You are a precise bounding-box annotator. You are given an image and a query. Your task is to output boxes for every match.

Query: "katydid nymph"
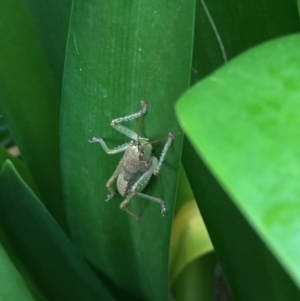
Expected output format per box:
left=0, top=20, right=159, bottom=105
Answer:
left=89, top=101, right=175, bottom=220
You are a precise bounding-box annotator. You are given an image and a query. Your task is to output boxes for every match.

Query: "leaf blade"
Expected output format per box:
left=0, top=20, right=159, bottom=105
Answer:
left=0, top=160, right=115, bottom=301
left=177, top=34, right=300, bottom=297
left=61, top=1, right=195, bottom=300
left=0, top=241, right=36, bottom=301
left=0, top=0, right=71, bottom=229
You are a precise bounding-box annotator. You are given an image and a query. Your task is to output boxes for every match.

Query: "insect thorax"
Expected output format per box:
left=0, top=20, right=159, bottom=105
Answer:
left=122, top=141, right=153, bottom=174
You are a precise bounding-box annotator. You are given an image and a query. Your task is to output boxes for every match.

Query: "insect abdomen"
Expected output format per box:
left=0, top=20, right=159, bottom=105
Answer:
left=117, top=152, right=152, bottom=196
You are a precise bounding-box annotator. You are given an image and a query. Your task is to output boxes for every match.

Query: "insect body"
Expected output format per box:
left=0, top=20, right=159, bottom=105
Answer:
left=89, top=101, right=175, bottom=219
left=89, top=101, right=175, bottom=218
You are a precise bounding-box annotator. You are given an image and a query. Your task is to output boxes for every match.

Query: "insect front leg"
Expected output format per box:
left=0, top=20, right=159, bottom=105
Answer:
left=153, top=132, right=175, bottom=175
left=111, top=100, right=148, bottom=140
left=89, top=138, right=129, bottom=154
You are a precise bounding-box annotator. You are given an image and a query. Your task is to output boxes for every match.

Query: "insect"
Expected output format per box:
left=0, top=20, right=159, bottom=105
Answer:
left=89, top=100, right=175, bottom=220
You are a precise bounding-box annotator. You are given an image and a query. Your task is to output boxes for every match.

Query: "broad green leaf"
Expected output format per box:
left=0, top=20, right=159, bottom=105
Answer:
left=0, top=0, right=69, bottom=229
left=0, top=160, right=115, bottom=301
left=61, top=1, right=195, bottom=300
left=177, top=34, right=300, bottom=298
left=181, top=0, right=300, bottom=299
left=0, top=241, right=35, bottom=301
left=169, top=200, right=213, bottom=285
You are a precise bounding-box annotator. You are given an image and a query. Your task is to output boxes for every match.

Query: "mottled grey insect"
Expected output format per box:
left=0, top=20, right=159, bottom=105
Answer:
left=89, top=101, right=175, bottom=219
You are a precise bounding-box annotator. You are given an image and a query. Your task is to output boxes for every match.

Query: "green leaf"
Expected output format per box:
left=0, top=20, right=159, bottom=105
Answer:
left=0, top=160, right=115, bottom=301
left=180, top=0, right=300, bottom=299
left=0, top=0, right=70, bottom=229
left=177, top=34, right=300, bottom=298
left=0, top=241, right=35, bottom=301
left=61, top=1, right=195, bottom=300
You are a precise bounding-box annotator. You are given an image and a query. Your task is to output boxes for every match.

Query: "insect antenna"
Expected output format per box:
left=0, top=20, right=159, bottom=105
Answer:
left=136, top=101, right=146, bottom=145
left=142, top=0, right=228, bottom=104
left=144, top=132, right=182, bottom=146
left=142, top=0, right=186, bottom=103
left=137, top=0, right=186, bottom=143
left=136, top=0, right=227, bottom=142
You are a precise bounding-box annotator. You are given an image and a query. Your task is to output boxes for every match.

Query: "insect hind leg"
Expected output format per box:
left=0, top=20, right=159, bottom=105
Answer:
left=111, top=101, right=148, bottom=140
left=120, top=191, right=167, bottom=218
left=136, top=193, right=167, bottom=216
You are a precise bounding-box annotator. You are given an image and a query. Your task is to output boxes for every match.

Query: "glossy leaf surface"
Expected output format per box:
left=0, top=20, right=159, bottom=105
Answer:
left=177, top=34, right=300, bottom=299
left=181, top=0, right=300, bottom=299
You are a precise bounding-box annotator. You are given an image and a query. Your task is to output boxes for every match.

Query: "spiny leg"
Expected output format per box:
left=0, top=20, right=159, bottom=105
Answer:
left=136, top=193, right=167, bottom=216
left=119, top=169, right=168, bottom=218
left=89, top=138, right=129, bottom=154
left=111, top=101, right=148, bottom=140
left=120, top=190, right=167, bottom=219
left=153, top=132, right=175, bottom=175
